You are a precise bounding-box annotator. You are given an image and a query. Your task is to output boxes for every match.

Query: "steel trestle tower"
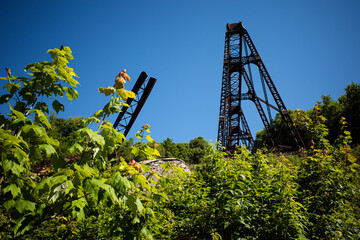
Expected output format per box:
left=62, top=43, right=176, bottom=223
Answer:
left=217, top=22, right=305, bottom=151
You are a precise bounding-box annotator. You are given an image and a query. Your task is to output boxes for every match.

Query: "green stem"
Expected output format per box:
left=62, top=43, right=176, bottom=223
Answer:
left=97, top=115, right=106, bottom=133
left=25, top=94, right=40, bottom=116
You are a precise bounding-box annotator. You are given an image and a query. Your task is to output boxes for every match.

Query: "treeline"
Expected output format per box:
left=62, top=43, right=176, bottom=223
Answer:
left=118, top=136, right=209, bottom=164
left=48, top=114, right=210, bottom=165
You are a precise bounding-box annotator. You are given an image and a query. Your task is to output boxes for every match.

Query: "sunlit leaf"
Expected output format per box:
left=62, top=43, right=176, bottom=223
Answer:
left=146, top=135, right=154, bottom=143
left=52, top=100, right=64, bottom=113
left=32, top=109, right=51, bottom=129
left=3, top=183, right=21, bottom=198
left=14, top=200, right=36, bottom=213
left=133, top=174, right=150, bottom=192
left=98, top=87, right=115, bottom=96
left=39, top=144, right=57, bottom=157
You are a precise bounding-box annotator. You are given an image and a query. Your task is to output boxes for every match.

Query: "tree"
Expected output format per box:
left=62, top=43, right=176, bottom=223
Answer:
left=47, top=114, right=87, bottom=159
left=0, top=47, right=161, bottom=239
left=315, top=95, right=342, bottom=144
left=339, top=82, right=360, bottom=145
left=161, top=138, right=179, bottom=158
left=189, top=136, right=209, bottom=164
left=176, top=142, right=191, bottom=161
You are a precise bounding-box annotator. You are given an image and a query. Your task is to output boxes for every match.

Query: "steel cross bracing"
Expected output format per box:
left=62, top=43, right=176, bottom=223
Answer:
left=113, top=72, right=156, bottom=137
left=217, top=22, right=305, bottom=151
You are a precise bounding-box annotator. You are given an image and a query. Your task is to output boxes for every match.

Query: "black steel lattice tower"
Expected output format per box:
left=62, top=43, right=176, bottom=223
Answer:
left=217, top=22, right=305, bottom=151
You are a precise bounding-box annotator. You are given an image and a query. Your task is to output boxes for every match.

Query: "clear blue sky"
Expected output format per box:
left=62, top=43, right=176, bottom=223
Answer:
left=1, top=0, right=359, bottom=143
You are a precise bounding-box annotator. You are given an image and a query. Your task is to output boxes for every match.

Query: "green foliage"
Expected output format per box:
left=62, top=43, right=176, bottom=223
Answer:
left=0, top=48, right=162, bottom=239
left=176, top=142, right=191, bottom=161
left=189, top=136, right=209, bottom=164
left=1, top=47, right=359, bottom=240
left=160, top=136, right=210, bottom=164
left=339, top=82, right=360, bottom=145
left=155, top=146, right=307, bottom=239
left=255, top=82, right=360, bottom=148
left=153, top=144, right=360, bottom=239
left=160, top=138, right=179, bottom=158
left=46, top=114, right=87, bottom=160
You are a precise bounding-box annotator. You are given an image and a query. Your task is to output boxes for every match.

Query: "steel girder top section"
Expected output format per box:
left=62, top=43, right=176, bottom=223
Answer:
left=113, top=72, right=157, bottom=137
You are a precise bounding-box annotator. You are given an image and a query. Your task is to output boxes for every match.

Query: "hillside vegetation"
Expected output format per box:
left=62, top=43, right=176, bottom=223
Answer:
left=0, top=47, right=359, bottom=239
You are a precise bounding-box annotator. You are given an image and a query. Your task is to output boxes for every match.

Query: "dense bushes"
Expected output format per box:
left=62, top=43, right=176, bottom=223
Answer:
left=153, top=143, right=360, bottom=239
left=1, top=47, right=359, bottom=239
left=255, top=82, right=360, bottom=149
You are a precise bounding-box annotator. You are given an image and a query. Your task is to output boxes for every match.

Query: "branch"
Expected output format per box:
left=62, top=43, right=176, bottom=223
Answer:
left=25, top=94, right=40, bottom=116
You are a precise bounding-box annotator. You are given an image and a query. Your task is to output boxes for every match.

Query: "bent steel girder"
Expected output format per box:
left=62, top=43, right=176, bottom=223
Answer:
left=217, top=22, right=305, bottom=151
left=114, top=72, right=156, bottom=137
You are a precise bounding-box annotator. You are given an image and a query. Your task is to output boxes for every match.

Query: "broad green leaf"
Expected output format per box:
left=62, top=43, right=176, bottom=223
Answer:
left=99, top=87, right=115, bottom=96
left=3, top=200, right=15, bottom=211
left=131, top=147, right=140, bottom=157
left=9, top=104, right=28, bottom=123
left=140, top=226, right=153, bottom=240
left=45, top=135, right=59, bottom=146
left=34, top=102, right=49, bottom=113
left=83, top=178, right=98, bottom=200
left=94, top=109, right=103, bottom=117
left=49, top=180, right=68, bottom=203
left=160, top=163, right=172, bottom=172
left=65, top=87, right=78, bottom=102
left=4, top=82, right=21, bottom=94
left=142, top=145, right=159, bottom=159
left=14, top=199, right=36, bottom=213
left=83, top=116, right=100, bottom=125
left=127, top=195, right=144, bottom=214
left=2, top=159, right=26, bottom=176
left=110, top=172, right=132, bottom=194
left=22, top=124, right=45, bottom=137
left=11, top=147, right=29, bottom=164
left=35, top=175, right=67, bottom=198
left=32, top=109, right=51, bottom=129
left=127, top=90, right=136, bottom=99
left=0, top=94, right=11, bottom=104
left=29, top=146, right=42, bottom=161
left=126, top=194, right=142, bottom=215
left=146, top=135, right=154, bottom=143
left=13, top=215, right=35, bottom=237
left=131, top=216, right=140, bottom=224
left=90, top=178, right=118, bottom=203
left=71, top=198, right=87, bottom=220
left=140, top=163, right=151, bottom=172
left=52, top=100, right=64, bottom=113
left=116, top=88, right=127, bottom=100
left=69, top=142, right=84, bottom=154
left=3, top=183, right=21, bottom=198
left=133, top=174, right=150, bottom=191
left=103, top=97, right=123, bottom=116
left=39, top=144, right=57, bottom=157
left=74, top=164, right=97, bottom=181
left=83, top=128, right=105, bottom=147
